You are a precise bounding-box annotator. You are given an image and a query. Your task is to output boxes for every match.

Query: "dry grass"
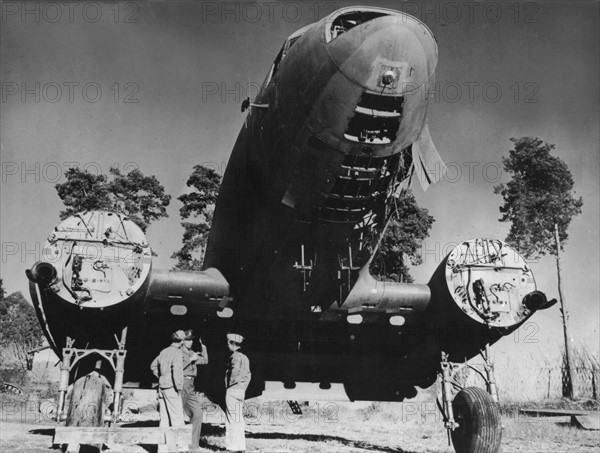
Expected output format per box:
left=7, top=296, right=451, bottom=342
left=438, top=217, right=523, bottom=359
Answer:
left=459, top=343, right=600, bottom=403
left=502, top=416, right=600, bottom=452
left=1, top=396, right=598, bottom=452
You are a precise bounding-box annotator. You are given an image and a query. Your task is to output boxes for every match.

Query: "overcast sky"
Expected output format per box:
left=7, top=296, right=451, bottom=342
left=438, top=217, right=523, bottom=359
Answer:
left=1, top=1, right=598, bottom=361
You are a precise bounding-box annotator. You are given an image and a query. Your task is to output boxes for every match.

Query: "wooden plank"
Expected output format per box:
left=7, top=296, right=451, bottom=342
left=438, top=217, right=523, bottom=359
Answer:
left=520, top=408, right=598, bottom=417
left=519, top=416, right=571, bottom=423
left=54, top=426, right=191, bottom=445
left=572, top=414, right=600, bottom=430
left=165, top=430, right=177, bottom=451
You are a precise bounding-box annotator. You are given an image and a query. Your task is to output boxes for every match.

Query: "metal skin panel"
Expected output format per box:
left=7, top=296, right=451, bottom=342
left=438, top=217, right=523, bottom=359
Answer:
left=204, top=8, right=441, bottom=321
left=26, top=7, right=549, bottom=401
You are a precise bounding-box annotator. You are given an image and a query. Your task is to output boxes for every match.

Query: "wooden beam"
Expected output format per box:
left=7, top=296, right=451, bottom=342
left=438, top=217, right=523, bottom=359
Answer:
left=520, top=408, right=598, bottom=417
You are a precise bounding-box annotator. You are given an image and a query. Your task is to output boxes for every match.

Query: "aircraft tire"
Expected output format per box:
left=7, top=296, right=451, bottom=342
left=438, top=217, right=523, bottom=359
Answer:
left=450, top=387, right=501, bottom=453
left=65, top=371, right=108, bottom=427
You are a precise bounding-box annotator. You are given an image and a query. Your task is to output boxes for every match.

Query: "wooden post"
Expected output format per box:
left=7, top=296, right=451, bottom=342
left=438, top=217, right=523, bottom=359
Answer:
left=555, top=222, right=575, bottom=398
left=66, top=369, right=107, bottom=427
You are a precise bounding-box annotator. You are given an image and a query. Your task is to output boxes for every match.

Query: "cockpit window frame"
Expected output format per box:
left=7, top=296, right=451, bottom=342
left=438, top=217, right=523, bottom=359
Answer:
left=284, top=36, right=301, bottom=55
left=265, top=22, right=312, bottom=85
left=325, top=7, right=396, bottom=43
left=267, top=45, right=285, bottom=83
left=266, top=33, right=305, bottom=84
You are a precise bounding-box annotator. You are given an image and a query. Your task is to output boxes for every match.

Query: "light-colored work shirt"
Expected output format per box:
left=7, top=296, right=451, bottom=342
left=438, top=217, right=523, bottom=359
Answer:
left=150, top=344, right=184, bottom=391
left=225, top=351, right=251, bottom=391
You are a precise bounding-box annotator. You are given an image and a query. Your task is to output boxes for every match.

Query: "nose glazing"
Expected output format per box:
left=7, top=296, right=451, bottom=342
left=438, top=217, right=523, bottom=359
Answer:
left=326, top=14, right=437, bottom=95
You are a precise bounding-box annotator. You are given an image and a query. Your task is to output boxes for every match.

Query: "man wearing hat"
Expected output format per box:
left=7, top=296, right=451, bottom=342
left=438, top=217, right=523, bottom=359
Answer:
left=224, top=332, right=251, bottom=452
left=150, top=330, right=186, bottom=432
left=181, top=329, right=208, bottom=449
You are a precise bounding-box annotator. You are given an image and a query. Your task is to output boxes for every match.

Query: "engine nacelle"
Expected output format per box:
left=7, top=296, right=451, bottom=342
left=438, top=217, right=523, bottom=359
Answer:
left=429, top=238, right=540, bottom=328
left=29, top=211, right=152, bottom=308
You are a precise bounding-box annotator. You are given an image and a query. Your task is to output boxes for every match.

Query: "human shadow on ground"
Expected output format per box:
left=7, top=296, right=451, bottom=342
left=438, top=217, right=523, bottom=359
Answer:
left=120, top=420, right=159, bottom=428
left=28, top=424, right=414, bottom=452
left=29, top=428, right=55, bottom=436
left=245, top=431, right=415, bottom=453
left=119, top=422, right=226, bottom=452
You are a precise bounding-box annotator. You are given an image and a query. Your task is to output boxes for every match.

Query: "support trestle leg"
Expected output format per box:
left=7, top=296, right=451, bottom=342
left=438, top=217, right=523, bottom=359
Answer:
left=54, top=327, right=129, bottom=424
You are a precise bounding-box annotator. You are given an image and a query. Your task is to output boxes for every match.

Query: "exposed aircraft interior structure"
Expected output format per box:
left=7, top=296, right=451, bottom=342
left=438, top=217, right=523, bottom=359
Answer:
left=27, top=7, right=555, bottom=453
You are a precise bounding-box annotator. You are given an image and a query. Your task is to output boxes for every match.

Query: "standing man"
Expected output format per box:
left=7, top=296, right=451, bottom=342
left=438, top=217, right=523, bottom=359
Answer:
left=181, top=329, right=208, bottom=450
left=224, top=333, right=251, bottom=453
left=150, top=330, right=185, bottom=431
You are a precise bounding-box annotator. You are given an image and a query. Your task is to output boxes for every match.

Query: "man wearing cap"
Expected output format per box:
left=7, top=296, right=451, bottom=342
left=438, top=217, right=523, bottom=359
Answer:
left=224, top=333, right=251, bottom=452
left=181, top=329, right=208, bottom=450
left=150, top=330, right=186, bottom=433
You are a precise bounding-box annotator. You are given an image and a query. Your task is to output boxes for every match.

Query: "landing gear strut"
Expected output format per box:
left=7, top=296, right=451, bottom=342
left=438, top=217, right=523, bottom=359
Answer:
left=437, top=346, right=502, bottom=453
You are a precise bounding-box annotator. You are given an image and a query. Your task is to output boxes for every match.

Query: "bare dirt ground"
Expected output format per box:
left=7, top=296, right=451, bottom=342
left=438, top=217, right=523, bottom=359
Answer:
left=1, top=396, right=599, bottom=453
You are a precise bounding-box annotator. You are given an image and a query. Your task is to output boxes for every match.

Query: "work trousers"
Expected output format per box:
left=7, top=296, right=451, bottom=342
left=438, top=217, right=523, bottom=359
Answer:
left=181, top=378, right=203, bottom=447
left=225, top=388, right=246, bottom=452
left=158, top=387, right=184, bottom=427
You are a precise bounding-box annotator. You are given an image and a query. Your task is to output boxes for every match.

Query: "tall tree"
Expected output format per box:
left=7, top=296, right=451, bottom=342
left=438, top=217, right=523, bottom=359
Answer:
left=370, top=191, right=435, bottom=283
left=171, top=165, right=222, bottom=271
left=494, top=136, right=583, bottom=398
left=55, top=167, right=171, bottom=232
left=0, top=291, right=44, bottom=371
